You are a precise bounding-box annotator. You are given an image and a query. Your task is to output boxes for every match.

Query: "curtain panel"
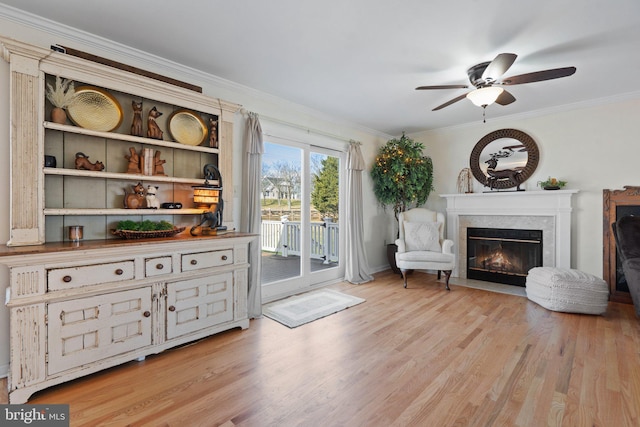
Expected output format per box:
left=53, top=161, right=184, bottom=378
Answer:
left=344, top=141, right=373, bottom=284
left=241, top=112, right=264, bottom=318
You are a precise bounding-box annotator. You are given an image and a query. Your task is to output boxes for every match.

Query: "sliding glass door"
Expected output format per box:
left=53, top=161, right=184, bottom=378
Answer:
left=308, top=147, right=341, bottom=283
left=260, top=135, right=344, bottom=301
left=261, top=142, right=303, bottom=289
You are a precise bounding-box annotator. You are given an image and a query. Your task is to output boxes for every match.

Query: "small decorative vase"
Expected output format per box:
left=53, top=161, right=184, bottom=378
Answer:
left=51, top=107, right=67, bottom=124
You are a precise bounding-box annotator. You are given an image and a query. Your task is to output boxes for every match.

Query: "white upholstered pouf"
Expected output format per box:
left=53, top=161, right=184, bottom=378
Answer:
left=526, top=267, right=609, bottom=315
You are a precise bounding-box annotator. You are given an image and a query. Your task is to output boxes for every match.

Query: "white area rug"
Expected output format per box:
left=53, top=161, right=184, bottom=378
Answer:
left=263, top=289, right=365, bottom=328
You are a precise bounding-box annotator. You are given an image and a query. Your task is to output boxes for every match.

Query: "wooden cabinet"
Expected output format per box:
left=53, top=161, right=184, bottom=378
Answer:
left=0, top=37, right=256, bottom=404
left=1, top=234, right=254, bottom=403
left=603, top=186, right=640, bottom=304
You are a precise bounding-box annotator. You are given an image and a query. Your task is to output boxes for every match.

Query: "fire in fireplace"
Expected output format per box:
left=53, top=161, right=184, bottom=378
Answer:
left=467, top=227, right=543, bottom=286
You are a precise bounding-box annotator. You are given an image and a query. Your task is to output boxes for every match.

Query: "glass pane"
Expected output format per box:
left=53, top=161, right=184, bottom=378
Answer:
left=261, top=142, right=302, bottom=284
left=310, top=151, right=340, bottom=272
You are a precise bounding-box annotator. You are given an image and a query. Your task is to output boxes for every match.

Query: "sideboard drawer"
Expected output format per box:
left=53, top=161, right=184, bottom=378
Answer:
left=145, top=256, right=173, bottom=277
left=48, top=261, right=135, bottom=291
left=182, top=249, right=233, bottom=272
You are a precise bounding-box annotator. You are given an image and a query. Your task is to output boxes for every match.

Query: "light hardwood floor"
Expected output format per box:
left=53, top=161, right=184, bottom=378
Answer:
left=2, top=270, right=639, bottom=426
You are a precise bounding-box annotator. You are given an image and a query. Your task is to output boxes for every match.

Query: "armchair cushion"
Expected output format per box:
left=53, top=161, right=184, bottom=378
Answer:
left=403, top=221, right=441, bottom=252
left=397, top=250, right=453, bottom=263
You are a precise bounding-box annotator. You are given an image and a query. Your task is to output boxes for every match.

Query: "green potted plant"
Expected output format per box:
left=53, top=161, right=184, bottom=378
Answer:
left=537, top=176, right=567, bottom=190
left=370, top=133, right=434, bottom=272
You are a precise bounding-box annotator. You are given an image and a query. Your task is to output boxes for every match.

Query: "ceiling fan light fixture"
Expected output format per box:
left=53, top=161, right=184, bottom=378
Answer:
left=466, top=86, right=504, bottom=107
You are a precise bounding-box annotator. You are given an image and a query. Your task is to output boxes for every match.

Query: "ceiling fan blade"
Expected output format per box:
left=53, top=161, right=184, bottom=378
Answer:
left=432, top=93, right=468, bottom=111
left=495, top=90, right=516, bottom=106
left=416, top=84, right=468, bottom=90
left=501, top=66, right=576, bottom=85
left=482, top=53, right=517, bottom=81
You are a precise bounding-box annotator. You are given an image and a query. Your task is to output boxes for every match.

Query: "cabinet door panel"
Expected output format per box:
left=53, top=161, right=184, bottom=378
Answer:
left=166, top=273, right=233, bottom=339
left=47, top=287, right=152, bottom=375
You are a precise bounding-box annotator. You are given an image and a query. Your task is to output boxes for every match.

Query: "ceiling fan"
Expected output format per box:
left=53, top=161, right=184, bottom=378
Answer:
left=416, top=53, right=576, bottom=111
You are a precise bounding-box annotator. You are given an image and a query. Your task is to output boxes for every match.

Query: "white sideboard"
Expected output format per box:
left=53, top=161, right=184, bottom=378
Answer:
left=2, top=233, right=255, bottom=404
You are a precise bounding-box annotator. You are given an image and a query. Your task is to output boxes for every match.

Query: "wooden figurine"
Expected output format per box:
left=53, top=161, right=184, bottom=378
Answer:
left=74, top=152, right=104, bottom=171
left=125, top=147, right=141, bottom=174
left=208, top=117, right=218, bottom=148
left=123, top=182, right=146, bottom=209
left=153, top=150, right=167, bottom=176
left=147, top=106, right=164, bottom=140
left=130, top=100, right=143, bottom=137
left=145, top=185, right=160, bottom=209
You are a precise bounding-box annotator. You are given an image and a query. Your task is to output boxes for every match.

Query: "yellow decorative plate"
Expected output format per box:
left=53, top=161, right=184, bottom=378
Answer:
left=67, top=86, right=123, bottom=132
left=168, top=109, right=207, bottom=146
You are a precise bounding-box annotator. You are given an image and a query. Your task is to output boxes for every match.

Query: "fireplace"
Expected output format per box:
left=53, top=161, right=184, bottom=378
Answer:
left=442, top=190, right=577, bottom=279
left=467, top=227, right=543, bottom=286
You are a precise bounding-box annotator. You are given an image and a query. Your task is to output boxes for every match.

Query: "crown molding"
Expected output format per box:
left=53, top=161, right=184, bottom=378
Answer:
left=0, top=4, right=389, bottom=142
left=423, top=90, right=640, bottom=134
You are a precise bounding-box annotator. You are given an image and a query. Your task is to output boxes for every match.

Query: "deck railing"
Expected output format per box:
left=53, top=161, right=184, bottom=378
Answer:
left=261, top=218, right=339, bottom=263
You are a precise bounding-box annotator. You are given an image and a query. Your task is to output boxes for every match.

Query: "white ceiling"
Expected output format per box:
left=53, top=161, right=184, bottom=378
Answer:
left=1, top=0, right=640, bottom=135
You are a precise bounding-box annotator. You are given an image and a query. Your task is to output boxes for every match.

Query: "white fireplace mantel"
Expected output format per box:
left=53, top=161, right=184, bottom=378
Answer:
left=441, top=190, right=578, bottom=277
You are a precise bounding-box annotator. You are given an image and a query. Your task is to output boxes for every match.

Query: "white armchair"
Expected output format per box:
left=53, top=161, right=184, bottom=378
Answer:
left=395, top=208, right=455, bottom=290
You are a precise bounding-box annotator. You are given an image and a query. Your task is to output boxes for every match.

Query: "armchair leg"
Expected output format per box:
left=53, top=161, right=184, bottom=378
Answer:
left=442, top=270, right=451, bottom=291
left=401, top=269, right=408, bottom=288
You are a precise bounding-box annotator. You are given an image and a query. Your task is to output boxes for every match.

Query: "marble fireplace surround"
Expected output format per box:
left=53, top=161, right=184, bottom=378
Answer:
left=441, top=190, right=578, bottom=278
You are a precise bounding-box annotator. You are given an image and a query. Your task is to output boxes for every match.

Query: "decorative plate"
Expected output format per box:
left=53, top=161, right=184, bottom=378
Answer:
left=67, top=86, right=123, bottom=132
left=168, top=109, right=207, bottom=146
left=111, top=226, right=186, bottom=240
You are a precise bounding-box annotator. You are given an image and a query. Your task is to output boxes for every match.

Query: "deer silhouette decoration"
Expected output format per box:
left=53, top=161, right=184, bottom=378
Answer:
left=484, top=149, right=524, bottom=190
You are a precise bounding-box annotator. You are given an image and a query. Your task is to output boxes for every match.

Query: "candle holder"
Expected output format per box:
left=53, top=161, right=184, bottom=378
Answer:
left=68, top=225, right=83, bottom=242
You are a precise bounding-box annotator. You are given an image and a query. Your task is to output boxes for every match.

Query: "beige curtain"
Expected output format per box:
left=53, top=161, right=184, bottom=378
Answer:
left=241, top=112, right=264, bottom=318
left=344, top=141, right=373, bottom=284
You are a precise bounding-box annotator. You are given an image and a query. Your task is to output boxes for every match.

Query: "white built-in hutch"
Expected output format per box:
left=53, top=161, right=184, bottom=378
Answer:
left=0, top=36, right=255, bottom=403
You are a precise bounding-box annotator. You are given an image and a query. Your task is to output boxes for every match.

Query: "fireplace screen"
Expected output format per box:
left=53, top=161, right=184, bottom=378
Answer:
left=467, top=227, right=543, bottom=286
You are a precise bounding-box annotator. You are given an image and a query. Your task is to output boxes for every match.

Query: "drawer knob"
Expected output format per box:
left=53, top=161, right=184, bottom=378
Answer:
left=63, top=275, right=72, bottom=283
left=190, top=259, right=197, bottom=265
left=143, top=311, right=151, bottom=318
left=221, top=255, right=228, bottom=261
left=168, top=305, right=176, bottom=312
left=156, top=263, right=164, bottom=270
left=115, top=269, right=124, bottom=275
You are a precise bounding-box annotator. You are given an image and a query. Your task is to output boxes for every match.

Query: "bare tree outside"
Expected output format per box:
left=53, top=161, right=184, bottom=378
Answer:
left=271, top=161, right=301, bottom=209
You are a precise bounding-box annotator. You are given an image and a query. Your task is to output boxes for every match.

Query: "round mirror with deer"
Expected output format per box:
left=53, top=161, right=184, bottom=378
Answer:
left=470, top=128, right=539, bottom=191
